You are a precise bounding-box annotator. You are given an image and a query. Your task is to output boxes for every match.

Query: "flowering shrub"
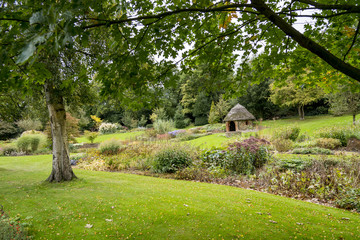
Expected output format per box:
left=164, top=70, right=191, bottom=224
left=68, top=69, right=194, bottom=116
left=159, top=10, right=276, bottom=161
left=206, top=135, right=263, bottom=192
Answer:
left=0, top=211, right=31, bottom=240
left=168, top=130, right=186, bottom=138
left=99, top=122, right=121, bottom=134
left=227, top=137, right=271, bottom=174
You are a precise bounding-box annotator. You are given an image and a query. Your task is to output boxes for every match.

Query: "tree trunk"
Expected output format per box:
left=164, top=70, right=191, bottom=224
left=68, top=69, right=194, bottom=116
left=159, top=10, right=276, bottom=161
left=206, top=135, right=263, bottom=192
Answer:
left=301, top=105, right=305, bottom=120
left=44, top=80, right=76, bottom=182
left=298, top=105, right=305, bottom=120
left=353, top=114, right=356, bottom=126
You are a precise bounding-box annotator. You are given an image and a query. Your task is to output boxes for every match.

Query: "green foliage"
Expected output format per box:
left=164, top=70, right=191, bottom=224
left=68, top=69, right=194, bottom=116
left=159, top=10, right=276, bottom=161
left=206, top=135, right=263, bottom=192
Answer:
left=0, top=213, right=31, bottom=240
left=327, top=85, right=360, bottom=123
left=150, top=107, right=167, bottom=123
left=316, top=126, right=359, bottom=146
left=315, top=138, right=341, bottom=150
left=16, top=118, right=42, bottom=131
left=1, top=146, right=18, bottom=156
left=122, top=111, right=134, bottom=129
left=153, top=119, right=174, bottom=134
left=227, top=137, right=271, bottom=174
left=292, top=147, right=333, bottom=155
left=270, top=79, right=323, bottom=120
left=336, top=188, right=360, bottom=213
left=208, top=97, right=230, bottom=124
left=84, top=131, right=98, bottom=144
left=273, top=126, right=300, bottom=141
left=138, top=115, right=148, bottom=128
left=16, top=136, right=31, bottom=153
left=0, top=122, right=21, bottom=140
left=99, top=139, right=123, bottom=155
left=16, top=134, right=41, bottom=153
left=193, top=92, right=211, bottom=126
left=152, top=147, right=192, bottom=173
left=174, top=105, right=187, bottom=129
left=272, top=139, right=294, bottom=152
left=208, top=101, right=220, bottom=124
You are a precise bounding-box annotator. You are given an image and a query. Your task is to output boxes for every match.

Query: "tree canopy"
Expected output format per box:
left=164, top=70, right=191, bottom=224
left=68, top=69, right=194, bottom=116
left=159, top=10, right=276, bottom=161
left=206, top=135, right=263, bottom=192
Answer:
left=1, top=0, right=360, bottom=181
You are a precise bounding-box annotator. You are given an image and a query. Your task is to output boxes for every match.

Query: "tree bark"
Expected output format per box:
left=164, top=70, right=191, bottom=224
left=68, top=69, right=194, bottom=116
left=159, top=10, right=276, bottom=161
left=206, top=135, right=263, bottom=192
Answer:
left=298, top=105, right=305, bottom=120
left=353, top=114, right=356, bottom=126
left=44, top=80, right=76, bottom=182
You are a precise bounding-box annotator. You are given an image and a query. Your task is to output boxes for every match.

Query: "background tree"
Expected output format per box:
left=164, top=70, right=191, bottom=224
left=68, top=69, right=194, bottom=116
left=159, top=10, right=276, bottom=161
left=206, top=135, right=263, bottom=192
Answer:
left=270, top=79, right=323, bottom=120
left=328, top=85, right=360, bottom=125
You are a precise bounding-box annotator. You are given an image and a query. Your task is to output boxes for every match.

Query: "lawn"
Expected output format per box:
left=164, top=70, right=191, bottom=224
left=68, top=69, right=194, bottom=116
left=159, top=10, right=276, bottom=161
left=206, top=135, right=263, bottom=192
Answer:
left=258, top=114, right=357, bottom=137
left=1, top=155, right=359, bottom=239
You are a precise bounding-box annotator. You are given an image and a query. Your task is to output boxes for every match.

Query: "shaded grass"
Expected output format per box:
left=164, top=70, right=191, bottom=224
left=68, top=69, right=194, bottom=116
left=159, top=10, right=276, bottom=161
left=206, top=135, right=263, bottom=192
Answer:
left=0, top=155, right=359, bottom=239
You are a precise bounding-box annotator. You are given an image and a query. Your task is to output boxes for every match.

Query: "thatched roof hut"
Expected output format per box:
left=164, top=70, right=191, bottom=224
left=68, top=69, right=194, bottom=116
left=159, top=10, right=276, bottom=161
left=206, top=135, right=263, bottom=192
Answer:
left=224, top=104, right=255, bottom=122
left=224, top=104, right=255, bottom=132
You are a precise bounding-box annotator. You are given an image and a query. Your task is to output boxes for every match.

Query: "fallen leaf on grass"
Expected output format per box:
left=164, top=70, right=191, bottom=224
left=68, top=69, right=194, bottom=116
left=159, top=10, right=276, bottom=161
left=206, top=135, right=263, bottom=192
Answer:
left=85, top=224, right=93, bottom=228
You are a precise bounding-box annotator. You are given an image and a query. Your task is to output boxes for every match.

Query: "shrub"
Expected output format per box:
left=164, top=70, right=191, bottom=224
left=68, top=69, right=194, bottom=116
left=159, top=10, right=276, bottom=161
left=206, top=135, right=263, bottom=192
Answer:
left=335, top=188, right=360, bottom=212
left=99, top=122, right=119, bottom=134
left=16, top=135, right=32, bottom=153
left=168, top=130, right=186, bottom=138
left=84, top=131, right=98, bottom=143
left=174, top=105, right=187, bottom=129
left=99, top=139, right=124, bottom=155
left=16, top=118, right=42, bottom=131
left=227, top=137, right=271, bottom=175
left=274, top=126, right=300, bottom=141
left=153, top=119, right=174, bottom=134
left=315, top=138, right=341, bottom=149
left=30, top=136, right=40, bottom=152
left=194, top=116, right=208, bottom=126
left=1, top=146, right=17, bottom=156
left=292, top=147, right=333, bottom=155
left=152, top=147, right=192, bottom=173
left=0, top=213, right=30, bottom=240
left=316, top=126, right=359, bottom=146
left=0, top=122, right=21, bottom=140
left=272, top=139, right=293, bottom=152
left=144, top=129, right=157, bottom=138
left=201, top=148, right=229, bottom=169
left=276, top=157, right=311, bottom=172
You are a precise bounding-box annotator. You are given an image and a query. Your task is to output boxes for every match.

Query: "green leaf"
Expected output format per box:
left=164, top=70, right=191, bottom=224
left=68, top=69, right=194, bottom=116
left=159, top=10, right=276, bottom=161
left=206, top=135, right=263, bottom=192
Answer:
left=16, top=43, right=36, bottom=64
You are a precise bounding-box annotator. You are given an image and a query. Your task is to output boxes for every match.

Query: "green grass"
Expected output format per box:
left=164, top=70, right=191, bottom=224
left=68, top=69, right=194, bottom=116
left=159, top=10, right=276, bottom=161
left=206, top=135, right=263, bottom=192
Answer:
left=259, top=114, right=357, bottom=137
left=184, top=133, right=241, bottom=149
left=76, top=131, right=145, bottom=143
left=1, top=155, right=360, bottom=239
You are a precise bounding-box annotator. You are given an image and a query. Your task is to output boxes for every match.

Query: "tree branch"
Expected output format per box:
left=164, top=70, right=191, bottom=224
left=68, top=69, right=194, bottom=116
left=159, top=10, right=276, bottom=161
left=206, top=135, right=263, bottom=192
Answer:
left=252, top=0, right=360, bottom=82
left=343, top=19, right=360, bottom=61
left=295, top=0, right=360, bottom=12
left=83, top=4, right=256, bottom=29
left=0, top=18, right=29, bottom=23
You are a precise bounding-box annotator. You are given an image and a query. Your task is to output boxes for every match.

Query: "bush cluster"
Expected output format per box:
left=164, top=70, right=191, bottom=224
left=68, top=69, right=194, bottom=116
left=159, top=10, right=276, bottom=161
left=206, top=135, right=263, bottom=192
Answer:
left=317, top=126, right=360, bottom=147
left=292, top=147, right=333, bottom=155
left=99, top=122, right=121, bottom=134
left=16, top=134, right=42, bottom=153
left=152, top=147, right=192, bottom=173
left=315, top=138, right=341, bottom=150
left=272, top=139, right=293, bottom=152
left=257, top=156, right=360, bottom=211
left=153, top=119, right=174, bottom=134
left=99, top=139, right=124, bottom=155
left=274, top=126, right=300, bottom=141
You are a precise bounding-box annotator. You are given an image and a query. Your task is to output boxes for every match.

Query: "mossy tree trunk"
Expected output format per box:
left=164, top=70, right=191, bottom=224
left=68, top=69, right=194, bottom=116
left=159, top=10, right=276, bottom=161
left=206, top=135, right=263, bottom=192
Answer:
left=44, top=79, right=76, bottom=182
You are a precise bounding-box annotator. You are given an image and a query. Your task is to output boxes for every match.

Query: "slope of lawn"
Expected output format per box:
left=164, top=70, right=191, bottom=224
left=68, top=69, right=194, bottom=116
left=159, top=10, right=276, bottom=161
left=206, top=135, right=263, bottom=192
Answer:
left=76, top=130, right=145, bottom=143
left=1, top=155, right=359, bottom=239
left=259, top=114, right=357, bottom=137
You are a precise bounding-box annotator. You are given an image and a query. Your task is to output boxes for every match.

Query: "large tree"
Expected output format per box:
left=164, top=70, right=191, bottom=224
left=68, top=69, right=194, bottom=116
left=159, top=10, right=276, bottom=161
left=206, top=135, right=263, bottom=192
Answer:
left=1, top=0, right=360, bottom=181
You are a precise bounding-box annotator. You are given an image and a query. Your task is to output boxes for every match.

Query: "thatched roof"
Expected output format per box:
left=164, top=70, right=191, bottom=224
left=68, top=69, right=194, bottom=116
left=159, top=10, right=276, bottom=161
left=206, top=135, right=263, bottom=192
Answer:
left=224, top=104, right=255, bottom=122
